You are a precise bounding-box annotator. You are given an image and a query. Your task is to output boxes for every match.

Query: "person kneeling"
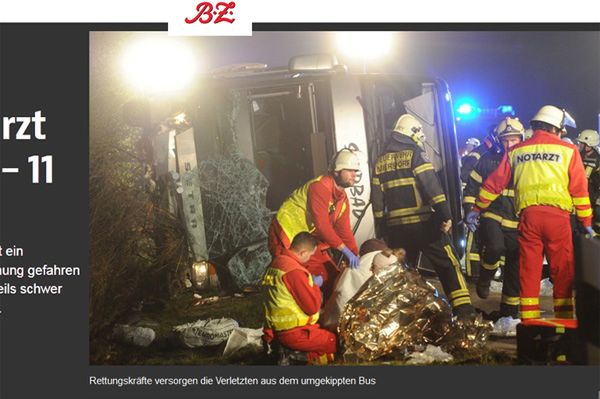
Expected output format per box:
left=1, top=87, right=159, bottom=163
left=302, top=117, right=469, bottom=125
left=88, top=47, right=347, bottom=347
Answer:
left=262, top=232, right=337, bottom=365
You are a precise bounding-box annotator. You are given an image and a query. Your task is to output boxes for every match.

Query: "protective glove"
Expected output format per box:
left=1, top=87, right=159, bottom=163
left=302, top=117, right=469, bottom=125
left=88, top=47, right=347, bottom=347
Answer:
left=465, top=210, right=480, bottom=233
left=584, top=226, right=596, bottom=238
left=312, top=274, right=323, bottom=288
left=341, top=246, right=360, bottom=269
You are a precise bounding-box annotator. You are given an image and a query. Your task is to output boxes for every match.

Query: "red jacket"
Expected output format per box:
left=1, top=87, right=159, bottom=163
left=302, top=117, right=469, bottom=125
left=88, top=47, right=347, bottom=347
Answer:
left=475, top=130, right=592, bottom=227
left=270, top=247, right=322, bottom=317
left=273, top=174, right=358, bottom=253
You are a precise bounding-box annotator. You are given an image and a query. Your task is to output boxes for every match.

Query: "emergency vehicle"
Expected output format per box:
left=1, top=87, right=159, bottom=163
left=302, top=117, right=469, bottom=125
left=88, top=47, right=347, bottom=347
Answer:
left=124, top=54, right=465, bottom=268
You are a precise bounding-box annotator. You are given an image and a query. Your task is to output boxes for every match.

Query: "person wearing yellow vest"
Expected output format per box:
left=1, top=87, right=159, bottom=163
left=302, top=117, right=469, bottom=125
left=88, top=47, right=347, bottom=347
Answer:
left=268, top=149, right=360, bottom=300
left=467, top=105, right=593, bottom=320
left=262, top=232, right=337, bottom=364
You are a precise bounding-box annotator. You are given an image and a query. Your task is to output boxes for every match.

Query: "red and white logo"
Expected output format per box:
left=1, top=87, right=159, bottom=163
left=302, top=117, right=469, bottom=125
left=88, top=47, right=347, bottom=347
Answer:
left=170, top=0, right=250, bottom=36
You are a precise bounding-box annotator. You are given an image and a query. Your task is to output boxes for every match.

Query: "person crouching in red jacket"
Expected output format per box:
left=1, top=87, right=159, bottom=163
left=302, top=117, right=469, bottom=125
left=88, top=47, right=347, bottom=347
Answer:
left=262, top=232, right=337, bottom=365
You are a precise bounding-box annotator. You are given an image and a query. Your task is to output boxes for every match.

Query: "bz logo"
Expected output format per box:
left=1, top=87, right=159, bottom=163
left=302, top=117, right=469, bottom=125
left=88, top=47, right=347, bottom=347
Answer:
left=185, top=1, right=236, bottom=24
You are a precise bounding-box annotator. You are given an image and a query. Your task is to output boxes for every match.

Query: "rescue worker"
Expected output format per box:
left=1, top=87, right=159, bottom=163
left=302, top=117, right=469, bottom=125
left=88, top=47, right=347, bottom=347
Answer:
left=461, top=126, right=500, bottom=185
left=262, top=232, right=336, bottom=365
left=461, top=137, right=481, bottom=158
left=372, top=114, right=475, bottom=319
left=577, top=129, right=600, bottom=233
left=463, top=117, right=524, bottom=318
left=268, top=149, right=360, bottom=300
left=467, top=105, right=593, bottom=320
left=461, top=128, right=503, bottom=280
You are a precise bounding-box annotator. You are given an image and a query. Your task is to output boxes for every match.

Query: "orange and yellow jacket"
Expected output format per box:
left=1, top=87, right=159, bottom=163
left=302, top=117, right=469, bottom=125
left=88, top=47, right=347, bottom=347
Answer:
left=273, top=175, right=358, bottom=253
left=474, top=130, right=592, bottom=227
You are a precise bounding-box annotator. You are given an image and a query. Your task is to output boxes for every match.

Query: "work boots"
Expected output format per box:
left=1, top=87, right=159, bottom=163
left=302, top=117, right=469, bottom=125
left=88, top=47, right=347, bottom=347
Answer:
left=476, top=274, right=493, bottom=299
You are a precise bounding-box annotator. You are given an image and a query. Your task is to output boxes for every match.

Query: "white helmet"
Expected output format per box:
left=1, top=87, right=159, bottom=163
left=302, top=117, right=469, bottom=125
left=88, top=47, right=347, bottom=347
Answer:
left=577, top=129, right=600, bottom=147
left=465, top=137, right=480, bottom=147
left=333, top=149, right=360, bottom=171
left=393, top=114, right=426, bottom=143
left=530, top=105, right=576, bottom=131
left=524, top=128, right=534, bottom=140
left=495, top=117, right=525, bottom=140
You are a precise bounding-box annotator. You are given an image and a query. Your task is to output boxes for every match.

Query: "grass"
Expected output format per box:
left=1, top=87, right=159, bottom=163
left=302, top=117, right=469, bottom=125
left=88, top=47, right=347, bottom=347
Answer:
left=93, top=290, right=519, bottom=366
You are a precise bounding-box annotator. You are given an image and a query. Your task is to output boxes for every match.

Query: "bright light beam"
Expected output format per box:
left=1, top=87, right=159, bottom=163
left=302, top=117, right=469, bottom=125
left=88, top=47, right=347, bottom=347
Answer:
left=335, top=32, right=394, bottom=61
left=121, top=37, right=199, bottom=95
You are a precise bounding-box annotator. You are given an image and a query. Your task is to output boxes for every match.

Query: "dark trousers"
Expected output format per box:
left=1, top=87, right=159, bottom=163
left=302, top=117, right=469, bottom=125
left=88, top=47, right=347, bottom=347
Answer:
left=479, top=217, right=520, bottom=316
left=386, top=219, right=471, bottom=309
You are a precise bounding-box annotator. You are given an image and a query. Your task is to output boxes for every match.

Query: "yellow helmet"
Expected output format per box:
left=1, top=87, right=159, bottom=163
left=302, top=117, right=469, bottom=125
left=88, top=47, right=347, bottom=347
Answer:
left=495, top=117, right=525, bottom=140
left=577, top=129, right=599, bottom=147
left=393, top=114, right=425, bottom=143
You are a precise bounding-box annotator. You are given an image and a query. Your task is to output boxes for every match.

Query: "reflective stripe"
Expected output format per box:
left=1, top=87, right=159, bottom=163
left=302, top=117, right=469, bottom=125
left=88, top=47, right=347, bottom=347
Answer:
left=467, top=253, right=480, bottom=261
left=414, top=163, right=434, bottom=175
left=452, top=297, right=472, bottom=307
left=502, top=295, right=520, bottom=306
left=444, top=245, right=468, bottom=291
left=470, top=170, right=483, bottom=183
left=520, top=310, right=541, bottom=319
left=431, top=194, right=446, bottom=204
left=475, top=200, right=490, bottom=209
left=388, top=206, right=431, bottom=218
left=469, top=152, right=481, bottom=160
left=449, top=289, right=470, bottom=300
left=481, top=212, right=519, bottom=229
left=387, top=214, right=431, bottom=226
left=374, top=211, right=384, bottom=218
left=482, top=260, right=500, bottom=271
left=576, top=208, right=593, bottom=218
left=520, top=297, right=539, bottom=306
left=572, top=196, right=590, bottom=206
left=480, top=188, right=498, bottom=201
left=553, top=297, right=574, bottom=306
left=382, top=177, right=415, bottom=190
left=501, top=189, right=515, bottom=197
left=372, top=177, right=380, bottom=186
left=463, top=196, right=476, bottom=204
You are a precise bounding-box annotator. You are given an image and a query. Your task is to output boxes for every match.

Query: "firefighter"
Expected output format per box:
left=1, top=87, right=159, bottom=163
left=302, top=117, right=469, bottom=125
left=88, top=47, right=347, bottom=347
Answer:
left=576, top=129, right=600, bottom=233
left=372, top=114, right=475, bottom=319
left=461, top=126, right=500, bottom=185
left=268, top=149, right=360, bottom=301
left=461, top=128, right=504, bottom=280
left=461, top=137, right=481, bottom=158
left=463, top=117, right=524, bottom=318
left=262, top=232, right=336, bottom=365
left=467, top=105, right=593, bottom=320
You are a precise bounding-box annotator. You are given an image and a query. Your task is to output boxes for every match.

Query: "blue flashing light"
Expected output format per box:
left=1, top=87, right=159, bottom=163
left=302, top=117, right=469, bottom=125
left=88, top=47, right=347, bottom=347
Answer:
left=457, top=104, right=473, bottom=115
left=498, top=105, right=515, bottom=116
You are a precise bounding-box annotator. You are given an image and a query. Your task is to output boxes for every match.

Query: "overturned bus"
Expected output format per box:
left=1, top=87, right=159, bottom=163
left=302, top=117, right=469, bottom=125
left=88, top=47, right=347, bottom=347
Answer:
left=124, top=54, right=465, bottom=286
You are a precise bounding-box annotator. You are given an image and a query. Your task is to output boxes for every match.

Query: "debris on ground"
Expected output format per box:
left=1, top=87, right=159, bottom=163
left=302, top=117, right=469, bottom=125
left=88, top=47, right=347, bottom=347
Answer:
left=173, top=318, right=239, bottom=347
left=540, top=278, right=554, bottom=296
left=112, top=324, right=156, bottom=347
left=223, top=327, right=264, bottom=359
left=406, top=344, right=454, bottom=364
left=491, top=316, right=521, bottom=337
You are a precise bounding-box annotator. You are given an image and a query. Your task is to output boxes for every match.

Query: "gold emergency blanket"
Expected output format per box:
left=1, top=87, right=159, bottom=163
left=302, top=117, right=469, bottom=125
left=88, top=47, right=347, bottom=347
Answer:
left=338, top=262, right=491, bottom=362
